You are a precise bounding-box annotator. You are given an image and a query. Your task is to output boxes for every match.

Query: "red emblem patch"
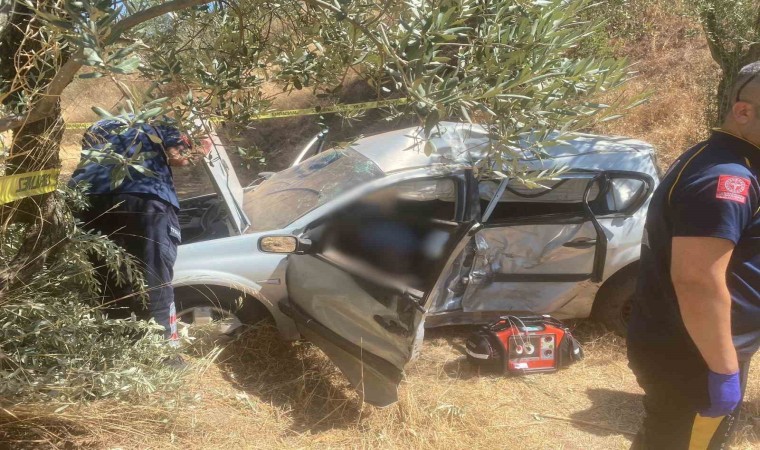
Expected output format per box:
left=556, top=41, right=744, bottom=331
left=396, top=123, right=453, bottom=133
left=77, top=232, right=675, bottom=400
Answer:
left=716, top=175, right=751, bottom=203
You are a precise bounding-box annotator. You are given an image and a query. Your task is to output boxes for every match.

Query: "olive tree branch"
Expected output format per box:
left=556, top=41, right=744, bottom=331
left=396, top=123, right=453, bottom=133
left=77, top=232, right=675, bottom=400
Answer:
left=0, top=0, right=210, bottom=133
left=301, top=0, right=387, bottom=53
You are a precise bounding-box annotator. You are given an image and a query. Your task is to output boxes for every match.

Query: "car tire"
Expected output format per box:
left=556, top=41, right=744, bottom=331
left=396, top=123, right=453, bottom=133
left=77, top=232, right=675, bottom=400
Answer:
left=591, top=267, right=637, bottom=336
left=174, top=285, right=268, bottom=334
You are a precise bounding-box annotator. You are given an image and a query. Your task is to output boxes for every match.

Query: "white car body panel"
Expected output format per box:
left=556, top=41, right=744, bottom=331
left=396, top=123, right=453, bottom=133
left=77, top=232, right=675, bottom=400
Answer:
left=174, top=122, right=659, bottom=341
left=173, top=230, right=298, bottom=339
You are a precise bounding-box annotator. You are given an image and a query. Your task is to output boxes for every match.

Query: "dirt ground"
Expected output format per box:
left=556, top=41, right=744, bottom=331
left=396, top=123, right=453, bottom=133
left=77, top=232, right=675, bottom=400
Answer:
left=5, top=322, right=759, bottom=449
left=135, top=326, right=760, bottom=449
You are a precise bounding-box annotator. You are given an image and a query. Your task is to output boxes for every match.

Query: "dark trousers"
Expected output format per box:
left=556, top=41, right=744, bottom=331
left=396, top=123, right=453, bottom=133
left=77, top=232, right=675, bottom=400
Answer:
left=79, top=193, right=180, bottom=340
left=628, top=342, right=750, bottom=450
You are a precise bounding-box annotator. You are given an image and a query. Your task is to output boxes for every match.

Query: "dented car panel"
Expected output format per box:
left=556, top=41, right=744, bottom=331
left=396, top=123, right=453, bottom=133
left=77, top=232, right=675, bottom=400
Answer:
left=173, top=122, right=659, bottom=405
left=281, top=168, right=479, bottom=406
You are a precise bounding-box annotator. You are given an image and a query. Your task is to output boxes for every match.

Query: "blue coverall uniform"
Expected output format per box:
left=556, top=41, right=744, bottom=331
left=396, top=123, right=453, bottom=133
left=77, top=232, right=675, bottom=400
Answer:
left=627, top=130, right=760, bottom=449
left=69, top=119, right=184, bottom=341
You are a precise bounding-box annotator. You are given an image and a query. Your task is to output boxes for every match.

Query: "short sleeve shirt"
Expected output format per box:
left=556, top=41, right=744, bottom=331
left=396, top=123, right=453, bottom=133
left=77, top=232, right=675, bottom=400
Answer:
left=628, top=130, right=760, bottom=359
left=68, top=120, right=183, bottom=208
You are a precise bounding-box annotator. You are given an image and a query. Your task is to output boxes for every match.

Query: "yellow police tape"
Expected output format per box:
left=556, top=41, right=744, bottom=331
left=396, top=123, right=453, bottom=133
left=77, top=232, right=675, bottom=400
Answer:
left=64, top=98, right=411, bottom=130
left=7, top=98, right=408, bottom=202
left=0, top=168, right=60, bottom=205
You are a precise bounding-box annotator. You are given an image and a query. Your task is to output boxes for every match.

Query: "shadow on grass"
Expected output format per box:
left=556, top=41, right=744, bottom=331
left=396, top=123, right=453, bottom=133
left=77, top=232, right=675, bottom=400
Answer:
left=419, top=325, right=506, bottom=380
left=570, top=389, right=760, bottom=446
left=209, top=319, right=630, bottom=435
left=0, top=412, right=88, bottom=450
left=569, top=388, right=642, bottom=439
left=212, top=321, right=367, bottom=435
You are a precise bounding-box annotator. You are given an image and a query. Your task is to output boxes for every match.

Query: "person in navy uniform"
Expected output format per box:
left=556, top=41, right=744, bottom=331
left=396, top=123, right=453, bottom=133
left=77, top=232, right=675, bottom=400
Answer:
left=627, top=62, right=760, bottom=449
left=69, top=119, right=198, bottom=347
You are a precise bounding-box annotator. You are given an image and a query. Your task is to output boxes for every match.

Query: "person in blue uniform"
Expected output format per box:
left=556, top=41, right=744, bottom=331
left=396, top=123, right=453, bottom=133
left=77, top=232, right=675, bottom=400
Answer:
left=627, top=62, right=760, bottom=449
left=69, top=119, right=196, bottom=346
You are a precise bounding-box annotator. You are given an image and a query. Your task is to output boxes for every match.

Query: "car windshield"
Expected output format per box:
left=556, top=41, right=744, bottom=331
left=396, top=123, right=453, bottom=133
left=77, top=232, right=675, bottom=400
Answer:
left=243, top=148, right=385, bottom=232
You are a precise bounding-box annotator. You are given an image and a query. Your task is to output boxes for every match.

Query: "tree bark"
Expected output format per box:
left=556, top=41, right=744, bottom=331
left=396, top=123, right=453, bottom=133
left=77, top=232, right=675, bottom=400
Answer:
left=700, top=2, right=760, bottom=125
left=0, top=0, right=66, bottom=292
left=0, top=0, right=211, bottom=133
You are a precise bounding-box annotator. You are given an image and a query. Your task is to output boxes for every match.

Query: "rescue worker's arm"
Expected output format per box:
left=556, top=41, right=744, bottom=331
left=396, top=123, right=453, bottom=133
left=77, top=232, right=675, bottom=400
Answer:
left=671, top=237, right=738, bottom=374
left=669, top=164, right=756, bottom=417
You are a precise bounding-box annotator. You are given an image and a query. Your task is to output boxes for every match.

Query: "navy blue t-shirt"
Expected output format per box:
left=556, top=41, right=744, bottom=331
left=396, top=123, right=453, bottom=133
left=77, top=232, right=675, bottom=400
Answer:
left=68, top=120, right=183, bottom=208
left=628, top=130, right=760, bottom=359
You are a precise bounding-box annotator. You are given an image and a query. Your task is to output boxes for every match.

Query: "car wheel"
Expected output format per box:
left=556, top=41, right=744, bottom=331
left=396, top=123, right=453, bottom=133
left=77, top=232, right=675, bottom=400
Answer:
left=174, top=286, right=268, bottom=336
left=591, top=268, right=637, bottom=336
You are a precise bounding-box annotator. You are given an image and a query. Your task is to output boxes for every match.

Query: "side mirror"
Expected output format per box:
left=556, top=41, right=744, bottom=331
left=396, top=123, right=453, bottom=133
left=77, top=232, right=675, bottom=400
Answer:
left=258, top=236, right=312, bottom=254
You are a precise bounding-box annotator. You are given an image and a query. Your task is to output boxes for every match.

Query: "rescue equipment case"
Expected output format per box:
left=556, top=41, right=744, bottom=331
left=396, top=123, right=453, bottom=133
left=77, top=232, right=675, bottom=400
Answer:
left=465, top=315, right=584, bottom=374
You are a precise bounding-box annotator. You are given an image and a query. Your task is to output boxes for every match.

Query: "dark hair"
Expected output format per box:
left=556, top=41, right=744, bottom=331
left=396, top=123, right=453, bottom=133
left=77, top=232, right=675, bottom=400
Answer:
left=734, top=62, right=760, bottom=103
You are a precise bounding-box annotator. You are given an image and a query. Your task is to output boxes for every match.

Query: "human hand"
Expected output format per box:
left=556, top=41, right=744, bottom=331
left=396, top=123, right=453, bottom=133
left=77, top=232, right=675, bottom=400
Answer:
left=166, top=146, right=190, bottom=167
left=167, top=135, right=212, bottom=166
left=699, top=370, right=741, bottom=417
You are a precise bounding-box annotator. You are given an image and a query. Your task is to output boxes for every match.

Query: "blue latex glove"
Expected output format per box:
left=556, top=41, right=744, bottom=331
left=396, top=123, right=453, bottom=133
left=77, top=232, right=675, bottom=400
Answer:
left=700, top=370, right=742, bottom=417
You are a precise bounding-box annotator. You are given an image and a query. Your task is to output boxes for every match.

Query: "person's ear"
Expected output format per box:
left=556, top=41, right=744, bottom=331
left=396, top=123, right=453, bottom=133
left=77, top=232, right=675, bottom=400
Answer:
left=732, top=101, right=754, bottom=125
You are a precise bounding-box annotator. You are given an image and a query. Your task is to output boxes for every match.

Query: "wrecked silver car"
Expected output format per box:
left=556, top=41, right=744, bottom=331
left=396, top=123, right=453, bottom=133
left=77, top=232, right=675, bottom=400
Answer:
left=173, top=122, right=659, bottom=406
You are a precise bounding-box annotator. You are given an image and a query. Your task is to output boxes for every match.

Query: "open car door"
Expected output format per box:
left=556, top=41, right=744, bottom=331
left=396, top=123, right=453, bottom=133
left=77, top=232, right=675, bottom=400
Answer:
left=279, top=171, right=479, bottom=406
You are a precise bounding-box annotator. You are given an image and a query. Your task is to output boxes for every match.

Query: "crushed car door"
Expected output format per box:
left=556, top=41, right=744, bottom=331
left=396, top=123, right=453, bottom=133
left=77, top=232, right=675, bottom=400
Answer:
left=280, top=172, right=479, bottom=406
left=461, top=173, right=609, bottom=315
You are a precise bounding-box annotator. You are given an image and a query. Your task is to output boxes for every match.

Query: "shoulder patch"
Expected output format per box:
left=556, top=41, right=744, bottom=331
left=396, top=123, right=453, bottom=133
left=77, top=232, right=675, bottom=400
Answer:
left=716, top=175, right=751, bottom=203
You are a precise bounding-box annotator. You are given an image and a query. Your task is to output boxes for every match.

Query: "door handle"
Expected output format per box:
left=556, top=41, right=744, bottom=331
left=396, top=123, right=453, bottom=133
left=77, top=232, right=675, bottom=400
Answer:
left=374, top=315, right=410, bottom=337
left=563, top=238, right=597, bottom=249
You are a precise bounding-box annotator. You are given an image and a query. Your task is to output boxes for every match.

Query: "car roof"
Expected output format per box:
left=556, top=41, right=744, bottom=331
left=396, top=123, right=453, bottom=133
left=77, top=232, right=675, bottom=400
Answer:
left=350, top=121, right=656, bottom=174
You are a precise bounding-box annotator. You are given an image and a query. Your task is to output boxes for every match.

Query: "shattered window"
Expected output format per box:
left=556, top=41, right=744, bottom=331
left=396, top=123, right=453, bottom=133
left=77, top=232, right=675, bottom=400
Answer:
left=606, top=178, right=647, bottom=212
left=243, top=149, right=385, bottom=232
left=479, top=177, right=601, bottom=221
left=480, top=174, right=648, bottom=221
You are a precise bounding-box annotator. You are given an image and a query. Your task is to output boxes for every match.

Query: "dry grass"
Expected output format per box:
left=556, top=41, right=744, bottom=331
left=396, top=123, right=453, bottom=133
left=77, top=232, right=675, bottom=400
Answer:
left=3, top=322, right=759, bottom=449
left=29, top=2, right=759, bottom=450
left=592, top=0, right=720, bottom=169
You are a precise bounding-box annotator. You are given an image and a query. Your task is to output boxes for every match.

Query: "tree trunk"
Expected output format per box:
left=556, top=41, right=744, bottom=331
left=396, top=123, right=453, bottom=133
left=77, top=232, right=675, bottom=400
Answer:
left=701, top=3, right=760, bottom=126
left=715, top=61, right=738, bottom=126
left=0, top=0, right=66, bottom=291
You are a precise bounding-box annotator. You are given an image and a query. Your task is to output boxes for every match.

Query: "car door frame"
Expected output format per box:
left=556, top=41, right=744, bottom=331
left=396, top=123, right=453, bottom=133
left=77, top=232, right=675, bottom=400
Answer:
left=478, top=169, right=654, bottom=281
left=426, top=169, right=655, bottom=325
left=477, top=171, right=608, bottom=285
left=278, top=167, right=481, bottom=406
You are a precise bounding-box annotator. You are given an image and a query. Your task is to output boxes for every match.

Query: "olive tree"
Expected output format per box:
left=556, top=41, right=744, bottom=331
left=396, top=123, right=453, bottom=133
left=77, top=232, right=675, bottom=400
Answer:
left=694, top=0, right=760, bottom=123
left=0, top=0, right=639, bottom=400
left=0, top=0, right=638, bottom=285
